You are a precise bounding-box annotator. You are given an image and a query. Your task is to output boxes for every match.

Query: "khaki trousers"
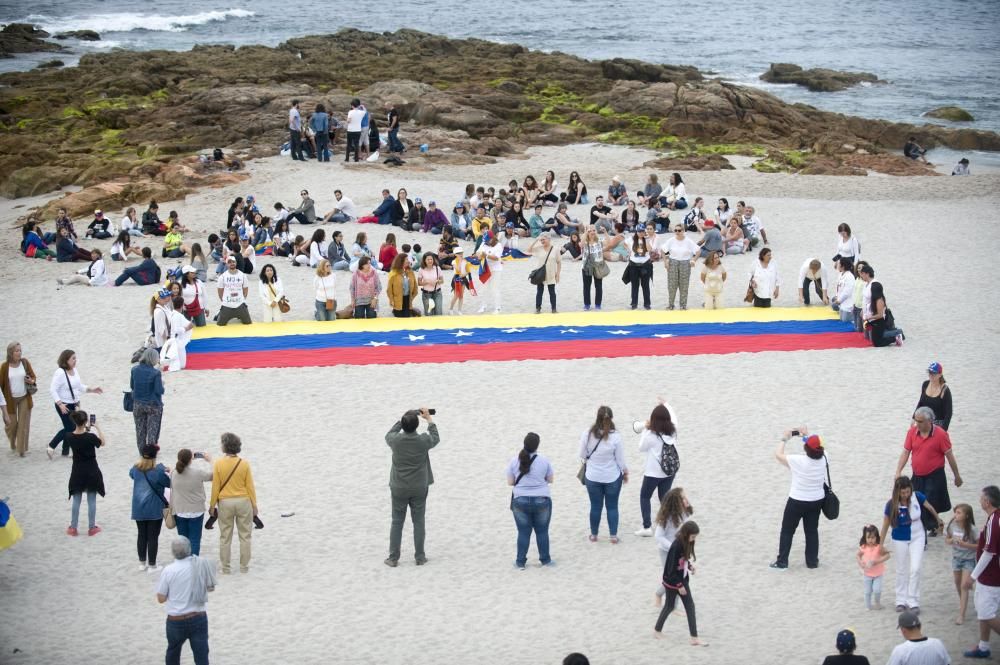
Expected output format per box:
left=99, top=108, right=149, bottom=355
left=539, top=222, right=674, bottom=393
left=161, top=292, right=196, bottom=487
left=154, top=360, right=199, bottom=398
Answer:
left=5, top=395, right=31, bottom=455
left=218, top=497, right=253, bottom=573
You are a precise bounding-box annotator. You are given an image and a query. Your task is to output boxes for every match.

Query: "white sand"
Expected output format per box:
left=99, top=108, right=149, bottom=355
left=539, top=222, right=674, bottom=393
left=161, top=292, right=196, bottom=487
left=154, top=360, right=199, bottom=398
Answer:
left=1, top=144, right=999, bottom=665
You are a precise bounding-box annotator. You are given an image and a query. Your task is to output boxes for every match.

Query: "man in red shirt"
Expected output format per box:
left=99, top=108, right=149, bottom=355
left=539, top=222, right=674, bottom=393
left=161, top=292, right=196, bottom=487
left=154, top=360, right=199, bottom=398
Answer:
left=894, top=406, right=963, bottom=536
left=963, top=485, right=1000, bottom=659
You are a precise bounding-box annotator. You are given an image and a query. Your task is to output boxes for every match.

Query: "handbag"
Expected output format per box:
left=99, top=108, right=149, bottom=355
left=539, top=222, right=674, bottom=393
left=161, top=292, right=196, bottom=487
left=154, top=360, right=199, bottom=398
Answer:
left=822, top=456, right=840, bottom=520
left=204, top=459, right=242, bottom=530
left=142, top=470, right=174, bottom=529
left=278, top=297, right=291, bottom=314
left=123, top=391, right=134, bottom=412
left=510, top=454, right=537, bottom=510
left=743, top=278, right=755, bottom=303
left=576, top=438, right=600, bottom=485
left=657, top=434, right=680, bottom=477
left=321, top=277, right=335, bottom=311
left=529, top=247, right=553, bottom=286
left=25, top=377, right=38, bottom=395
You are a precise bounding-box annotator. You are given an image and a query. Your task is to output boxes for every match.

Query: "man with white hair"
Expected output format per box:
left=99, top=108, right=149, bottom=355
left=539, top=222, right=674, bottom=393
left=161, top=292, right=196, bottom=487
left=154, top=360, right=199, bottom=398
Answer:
left=156, top=536, right=217, bottom=665
left=896, top=406, right=963, bottom=536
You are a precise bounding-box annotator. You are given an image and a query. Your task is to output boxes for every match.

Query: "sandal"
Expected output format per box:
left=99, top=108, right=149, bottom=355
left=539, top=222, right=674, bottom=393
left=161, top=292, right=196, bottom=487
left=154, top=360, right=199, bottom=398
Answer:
left=609, top=536, right=620, bottom=544
left=588, top=534, right=598, bottom=543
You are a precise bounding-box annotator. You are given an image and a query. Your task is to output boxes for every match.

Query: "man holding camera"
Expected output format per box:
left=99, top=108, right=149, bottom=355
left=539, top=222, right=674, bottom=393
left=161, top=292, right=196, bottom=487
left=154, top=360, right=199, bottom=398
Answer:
left=385, top=408, right=439, bottom=567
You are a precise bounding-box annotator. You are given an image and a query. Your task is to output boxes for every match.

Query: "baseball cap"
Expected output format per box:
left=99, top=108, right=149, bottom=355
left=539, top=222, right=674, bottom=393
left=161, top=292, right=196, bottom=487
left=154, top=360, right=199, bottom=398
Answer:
left=414, top=197, right=422, bottom=204
left=428, top=200, right=436, bottom=206
left=181, top=265, right=195, bottom=274
left=898, top=611, right=920, bottom=629
left=804, top=434, right=823, bottom=450
left=704, top=219, right=715, bottom=228
left=157, top=288, right=172, bottom=299
left=835, top=629, right=856, bottom=653
left=927, top=361, right=943, bottom=374
left=94, top=209, right=103, bottom=215
left=226, top=255, right=237, bottom=263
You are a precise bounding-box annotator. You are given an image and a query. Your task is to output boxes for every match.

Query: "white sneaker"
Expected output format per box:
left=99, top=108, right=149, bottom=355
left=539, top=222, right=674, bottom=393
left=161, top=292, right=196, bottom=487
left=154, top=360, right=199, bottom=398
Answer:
left=138, top=563, right=148, bottom=572
left=47, top=448, right=55, bottom=460
left=634, top=527, right=653, bottom=537
left=477, top=306, right=486, bottom=314
left=147, top=564, right=163, bottom=573
left=493, top=307, right=502, bottom=314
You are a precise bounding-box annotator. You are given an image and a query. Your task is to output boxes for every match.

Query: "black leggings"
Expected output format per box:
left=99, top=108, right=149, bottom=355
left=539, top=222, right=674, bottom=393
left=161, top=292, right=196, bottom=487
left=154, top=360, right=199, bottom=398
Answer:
left=640, top=475, right=675, bottom=529
left=583, top=273, right=603, bottom=308
left=655, top=580, right=697, bottom=636
left=535, top=284, right=556, bottom=311
left=136, top=519, right=163, bottom=565
left=630, top=273, right=651, bottom=309
left=801, top=277, right=823, bottom=305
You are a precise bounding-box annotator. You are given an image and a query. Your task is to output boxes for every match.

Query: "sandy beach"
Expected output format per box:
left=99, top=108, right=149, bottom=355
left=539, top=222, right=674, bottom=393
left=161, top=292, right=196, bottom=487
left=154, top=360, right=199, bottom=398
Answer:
left=1, top=143, right=999, bottom=665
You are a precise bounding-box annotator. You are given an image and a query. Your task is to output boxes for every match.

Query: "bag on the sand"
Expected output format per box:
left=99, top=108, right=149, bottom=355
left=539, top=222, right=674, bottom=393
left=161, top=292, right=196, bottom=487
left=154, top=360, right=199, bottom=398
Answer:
left=821, top=456, right=839, bottom=520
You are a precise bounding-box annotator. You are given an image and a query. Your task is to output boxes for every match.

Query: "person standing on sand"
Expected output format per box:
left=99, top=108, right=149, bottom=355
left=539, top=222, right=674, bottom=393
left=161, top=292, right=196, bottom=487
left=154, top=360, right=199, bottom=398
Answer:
left=157, top=536, right=216, bottom=665
left=963, top=485, right=1000, bottom=659
left=384, top=408, right=440, bottom=567
left=895, top=406, right=962, bottom=536
left=207, top=432, right=259, bottom=575
left=507, top=432, right=554, bottom=569
left=653, top=521, right=706, bottom=647
left=770, top=429, right=827, bottom=570
left=47, top=349, right=102, bottom=459
left=345, top=99, right=364, bottom=163
left=288, top=99, right=304, bottom=161
left=1, top=342, right=37, bottom=458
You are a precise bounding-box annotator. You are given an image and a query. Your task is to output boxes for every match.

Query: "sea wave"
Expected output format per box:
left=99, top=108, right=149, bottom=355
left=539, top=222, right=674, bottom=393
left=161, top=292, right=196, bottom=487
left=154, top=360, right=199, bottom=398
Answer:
left=24, top=8, right=255, bottom=35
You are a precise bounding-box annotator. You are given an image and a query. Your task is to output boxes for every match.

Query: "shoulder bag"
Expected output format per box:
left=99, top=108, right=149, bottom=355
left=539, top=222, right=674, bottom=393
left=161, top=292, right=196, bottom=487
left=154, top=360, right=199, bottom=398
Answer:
left=123, top=390, right=134, bottom=412
left=743, top=277, right=755, bottom=303
left=142, top=469, right=175, bottom=529
left=821, top=455, right=840, bottom=520
left=322, top=277, right=335, bottom=311
left=64, top=369, right=77, bottom=404
left=204, top=459, right=241, bottom=530
left=24, top=364, right=38, bottom=395
left=586, top=246, right=610, bottom=279
left=576, top=437, right=600, bottom=485
left=509, top=454, right=537, bottom=510
left=269, top=283, right=291, bottom=313
left=529, top=247, right=553, bottom=286
left=657, top=433, right=680, bottom=477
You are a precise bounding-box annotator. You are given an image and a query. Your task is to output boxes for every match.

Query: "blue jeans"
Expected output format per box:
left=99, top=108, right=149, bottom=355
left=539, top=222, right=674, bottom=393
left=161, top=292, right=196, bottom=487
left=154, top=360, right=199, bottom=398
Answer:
left=315, top=132, right=330, bottom=161
left=511, top=496, right=552, bottom=567
left=70, top=491, right=97, bottom=530
left=327, top=212, right=351, bottom=223
left=314, top=300, right=334, bottom=321
left=585, top=475, right=623, bottom=536
left=175, top=514, right=204, bottom=556
left=165, top=613, right=209, bottom=665
left=388, top=128, right=404, bottom=152
left=48, top=402, right=78, bottom=453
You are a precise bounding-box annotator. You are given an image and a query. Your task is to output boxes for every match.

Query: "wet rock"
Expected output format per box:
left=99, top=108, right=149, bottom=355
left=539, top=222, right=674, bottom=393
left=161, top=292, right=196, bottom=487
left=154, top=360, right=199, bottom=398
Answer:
left=53, top=30, right=101, bottom=41
left=924, top=106, right=974, bottom=122
left=0, top=23, right=63, bottom=56
left=642, top=155, right=735, bottom=171
left=761, top=63, right=882, bottom=92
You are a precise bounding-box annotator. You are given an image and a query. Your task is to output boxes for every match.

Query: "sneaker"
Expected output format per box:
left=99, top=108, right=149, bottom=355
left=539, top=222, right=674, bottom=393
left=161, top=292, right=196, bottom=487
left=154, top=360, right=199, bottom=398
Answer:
left=477, top=306, right=486, bottom=314
left=964, top=647, right=992, bottom=659
left=541, top=560, right=556, bottom=567
left=588, top=534, right=598, bottom=543
left=493, top=308, right=502, bottom=314
left=609, top=536, right=620, bottom=544
left=595, top=306, right=601, bottom=311
left=383, top=558, right=399, bottom=568
left=514, top=563, right=526, bottom=570
left=147, top=564, right=163, bottom=573
left=584, top=305, right=591, bottom=311
left=535, top=308, right=542, bottom=314
left=634, top=527, right=653, bottom=537
left=87, top=526, right=102, bottom=537
left=415, top=557, right=427, bottom=566
left=551, top=308, right=558, bottom=314
left=769, top=561, right=787, bottom=570
left=896, top=605, right=906, bottom=612
left=66, top=527, right=78, bottom=537
left=47, top=448, right=55, bottom=460
left=138, top=563, right=148, bottom=572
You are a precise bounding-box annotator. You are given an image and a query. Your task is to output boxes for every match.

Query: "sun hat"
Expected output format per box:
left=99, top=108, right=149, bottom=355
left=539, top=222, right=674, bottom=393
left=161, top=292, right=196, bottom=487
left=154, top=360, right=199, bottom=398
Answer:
left=927, top=361, right=943, bottom=374
left=804, top=434, right=823, bottom=450
left=835, top=629, right=856, bottom=653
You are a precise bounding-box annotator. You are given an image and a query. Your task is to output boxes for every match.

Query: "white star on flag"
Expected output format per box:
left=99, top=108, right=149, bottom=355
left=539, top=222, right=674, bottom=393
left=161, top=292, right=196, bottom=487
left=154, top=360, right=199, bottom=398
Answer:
left=501, top=328, right=525, bottom=334
left=608, top=330, right=632, bottom=335
left=652, top=334, right=674, bottom=338
left=452, top=330, right=474, bottom=337
left=560, top=329, right=580, bottom=334
left=366, top=341, right=389, bottom=347
left=407, top=335, right=426, bottom=341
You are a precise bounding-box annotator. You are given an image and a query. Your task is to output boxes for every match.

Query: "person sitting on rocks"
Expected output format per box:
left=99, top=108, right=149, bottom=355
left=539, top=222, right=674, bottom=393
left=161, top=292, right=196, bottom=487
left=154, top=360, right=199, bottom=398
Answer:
left=114, top=247, right=162, bottom=286
left=903, top=136, right=928, bottom=164
left=142, top=201, right=166, bottom=236
left=85, top=210, right=113, bottom=240
left=607, top=176, right=629, bottom=206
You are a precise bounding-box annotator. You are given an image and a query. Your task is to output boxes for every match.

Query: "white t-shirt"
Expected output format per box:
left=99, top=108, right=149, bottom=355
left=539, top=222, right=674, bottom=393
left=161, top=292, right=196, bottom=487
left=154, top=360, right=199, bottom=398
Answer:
left=168, top=310, right=190, bottom=341
left=7, top=363, right=26, bottom=399
left=787, top=453, right=827, bottom=502
left=663, top=237, right=699, bottom=261
left=218, top=270, right=248, bottom=308
left=751, top=260, right=781, bottom=299
left=121, top=216, right=138, bottom=233
left=798, top=259, right=829, bottom=286
left=346, top=108, right=365, bottom=132
left=156, top=557, right=213, bottom=616
left=886, top=637, right=951, bottom=665
left=335, top=197, right=357, bottom=218
left=483, top=242, right=504, bottom=273
left=834, top=271, right=855, bottom=307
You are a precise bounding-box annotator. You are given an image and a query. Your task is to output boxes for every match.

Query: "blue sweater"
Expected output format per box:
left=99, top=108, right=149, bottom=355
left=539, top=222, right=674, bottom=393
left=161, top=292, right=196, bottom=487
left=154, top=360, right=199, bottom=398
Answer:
left=130, top=363, right=164, bottom=406
left=373, top=197, right=395, bottom=226
left=129, top=464, right=171, bottom=521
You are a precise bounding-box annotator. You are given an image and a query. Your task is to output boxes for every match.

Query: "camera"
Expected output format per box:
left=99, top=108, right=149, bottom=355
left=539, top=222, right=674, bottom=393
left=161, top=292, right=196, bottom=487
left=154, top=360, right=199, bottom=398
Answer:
left=790, top=429, right=801, bottom=436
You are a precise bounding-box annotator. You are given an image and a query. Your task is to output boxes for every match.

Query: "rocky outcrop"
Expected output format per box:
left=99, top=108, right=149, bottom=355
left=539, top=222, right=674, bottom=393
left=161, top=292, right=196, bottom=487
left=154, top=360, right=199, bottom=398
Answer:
left=761, top=63, right=882, bottom=92
left=924, top=106, right=974, bottom=122
left=53, top=30, right=101, bottom=41
left=642, top=155, right=735, bottom=171
left=0, top=23, right=64, bottom=56
left=36, top=59, right=64, bottom=69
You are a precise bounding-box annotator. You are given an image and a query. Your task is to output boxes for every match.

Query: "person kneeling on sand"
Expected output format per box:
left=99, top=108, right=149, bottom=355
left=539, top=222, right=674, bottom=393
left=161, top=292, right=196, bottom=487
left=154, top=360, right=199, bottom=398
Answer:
left=157, top=536, right=217, bottom=665
left=216, top=256, right=251, bottom=326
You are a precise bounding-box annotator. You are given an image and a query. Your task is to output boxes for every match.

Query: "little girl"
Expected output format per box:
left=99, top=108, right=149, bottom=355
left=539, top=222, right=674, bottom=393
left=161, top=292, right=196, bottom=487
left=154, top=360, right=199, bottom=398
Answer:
left=449, top=247, right=470, bottom=315
left=856, top=524, right=891, bottom=610
left=945, top=503, right=979, bottom=624
left=654, top=521, right=706, bottom=647
left=653, top=488, right=693, bottom=607
left=700, top=253, right=726, bottom=309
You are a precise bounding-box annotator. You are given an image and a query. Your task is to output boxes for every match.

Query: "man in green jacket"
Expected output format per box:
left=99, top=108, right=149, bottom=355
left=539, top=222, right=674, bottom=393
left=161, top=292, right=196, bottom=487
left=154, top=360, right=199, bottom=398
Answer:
left=385, top=407, right=440, bottom=567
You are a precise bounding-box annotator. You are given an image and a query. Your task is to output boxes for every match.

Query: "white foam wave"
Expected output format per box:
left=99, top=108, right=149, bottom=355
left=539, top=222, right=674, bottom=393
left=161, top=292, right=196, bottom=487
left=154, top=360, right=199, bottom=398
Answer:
left=29, top=9, right=255, bottom=35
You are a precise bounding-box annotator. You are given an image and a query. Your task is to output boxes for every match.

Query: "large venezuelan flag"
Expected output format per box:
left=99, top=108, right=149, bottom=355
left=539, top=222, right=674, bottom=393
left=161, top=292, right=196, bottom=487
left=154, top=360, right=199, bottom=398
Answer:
left=186, top=308, right=868, bottom=370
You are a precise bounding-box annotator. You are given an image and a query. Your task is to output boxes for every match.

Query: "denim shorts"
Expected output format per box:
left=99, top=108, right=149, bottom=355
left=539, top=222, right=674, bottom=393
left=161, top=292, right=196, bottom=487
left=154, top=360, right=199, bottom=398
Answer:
left=953, top=553, right=976, bottom=572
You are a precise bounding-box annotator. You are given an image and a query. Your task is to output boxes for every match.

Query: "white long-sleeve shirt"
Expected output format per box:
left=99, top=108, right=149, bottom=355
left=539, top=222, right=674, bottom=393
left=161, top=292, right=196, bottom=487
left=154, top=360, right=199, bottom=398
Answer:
left=259, top=278, right=284, bottom=307
left=664, top=183, right=686, bottom=203
left=50, top=368, right=86, bottom=404
left=655, top=510, right=693, bottom=552
left=80, top=258, right=108, bottom=286
left=836, top=235, right=861, bottom=261
left=313, top=273, right=336, bottom=303
left=797, top=259, right=828, bottom=287
left=834, top=270, right=855, bottom=307
left=309, top=241, right=327, bottom=268
left=751, top=260, right=781, bottom=299
left=579, top=429, right=627, bottom=483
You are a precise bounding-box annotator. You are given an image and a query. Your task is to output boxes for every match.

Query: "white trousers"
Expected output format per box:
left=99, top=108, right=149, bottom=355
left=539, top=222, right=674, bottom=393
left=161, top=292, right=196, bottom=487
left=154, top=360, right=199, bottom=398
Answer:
left=892, top=534, right=925, bottom=608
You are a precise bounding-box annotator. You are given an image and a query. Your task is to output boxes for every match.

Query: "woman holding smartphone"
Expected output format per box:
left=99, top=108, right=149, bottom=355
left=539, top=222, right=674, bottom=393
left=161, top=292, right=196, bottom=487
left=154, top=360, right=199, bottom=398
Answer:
left=169, top=449, right=214, bottom=556
left=65, top=410, right=105, bottom=537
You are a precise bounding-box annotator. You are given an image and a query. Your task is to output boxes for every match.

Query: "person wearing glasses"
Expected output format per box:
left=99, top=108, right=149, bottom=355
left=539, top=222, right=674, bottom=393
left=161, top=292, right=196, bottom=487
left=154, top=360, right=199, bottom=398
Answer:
left=287, top=190, right=317, bottom=225
left=662, top=225, right=699, bottom=310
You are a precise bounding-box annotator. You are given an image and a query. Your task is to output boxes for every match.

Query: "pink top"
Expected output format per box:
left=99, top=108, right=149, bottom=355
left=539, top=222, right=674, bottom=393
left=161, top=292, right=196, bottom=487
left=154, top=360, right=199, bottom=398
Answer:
left=418, top=266, right=442, bottom=293
left=859, top=544, right=885, bottom=577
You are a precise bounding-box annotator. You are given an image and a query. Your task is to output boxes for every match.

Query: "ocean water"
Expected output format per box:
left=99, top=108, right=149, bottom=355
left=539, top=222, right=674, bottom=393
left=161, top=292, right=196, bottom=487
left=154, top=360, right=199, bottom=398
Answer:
left=2, top=0, right=999, bottom=140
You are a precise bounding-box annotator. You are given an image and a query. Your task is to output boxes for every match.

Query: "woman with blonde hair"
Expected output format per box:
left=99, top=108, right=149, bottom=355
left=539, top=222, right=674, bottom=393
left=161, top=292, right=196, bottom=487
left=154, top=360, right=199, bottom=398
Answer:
left=313, top=259, right=337, bottom=321
left=579, top=406, right=629, bottom=543
left=1, top=342, right=37, bottom=457
left=170, top=448, right=214, bottom=556
left=581, top=225, right=607, bottom=311
left=207, top=432, right=259, bottom=575
left=129, top=443, right=171, bottom=571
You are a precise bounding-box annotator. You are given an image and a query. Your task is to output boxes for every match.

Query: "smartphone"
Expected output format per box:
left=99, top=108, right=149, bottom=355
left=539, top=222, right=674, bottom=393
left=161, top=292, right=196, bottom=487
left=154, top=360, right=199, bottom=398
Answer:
left=790, top=429, right=801, bottom=436
left=193, top=452, right=204, bottom=459
left=89, top=414, right=97, bottom=425
left=427, top=409, right=437, bottom=415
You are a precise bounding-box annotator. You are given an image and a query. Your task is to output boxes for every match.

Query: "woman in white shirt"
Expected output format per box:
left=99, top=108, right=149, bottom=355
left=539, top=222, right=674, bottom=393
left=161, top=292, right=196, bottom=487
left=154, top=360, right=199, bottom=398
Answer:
left=833, top=223, right=861, bottom=267
left=313, top=259, right=337, bottom=322
left=121, top=207, right=145, bottom=237
left=831, top=257, right=856, bottom=322
left=258, top=263, right=285, bottom=323
left=294, top=229, right=326, bottom=267
left=57, top=249, right=107, bottom=287
left=163, top=296, right=195, bottom=372
left=0, top=342, right=37, bottom=457
left=653, top=487, right=693, bottom=605
left=635, top=401, right=680, bottom=536
left=578, top=406, right=629, bottom=543
left=663, top=225, right=699, bottom=310
left=663, top=173, right=688, bottom=210
left=750, top=247, right=780, bottom=307
left=627, top=233, right=653, bottom=310
left=715, top=198, right=733, bottom=226
left=771, top=428, right=828, bottom=569
left=506, top=432, right=555, bottom=569
left=47, top=349, right=102, bottom=459
left=540, top=170, right=560, bottom=205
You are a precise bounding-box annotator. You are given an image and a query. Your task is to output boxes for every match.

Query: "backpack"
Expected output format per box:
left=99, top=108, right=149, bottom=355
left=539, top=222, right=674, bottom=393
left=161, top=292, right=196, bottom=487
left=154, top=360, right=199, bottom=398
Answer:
left=658, top=434, right=680, bottom=477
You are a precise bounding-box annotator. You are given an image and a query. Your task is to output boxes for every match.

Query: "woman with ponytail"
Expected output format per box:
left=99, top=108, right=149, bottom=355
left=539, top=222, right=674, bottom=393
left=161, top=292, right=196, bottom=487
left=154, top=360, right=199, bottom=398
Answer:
left=169, top=448, right=214, bottom=556
left=506, top=432, right=554, bottom=569
left=579, top=406, right=629, bottom=543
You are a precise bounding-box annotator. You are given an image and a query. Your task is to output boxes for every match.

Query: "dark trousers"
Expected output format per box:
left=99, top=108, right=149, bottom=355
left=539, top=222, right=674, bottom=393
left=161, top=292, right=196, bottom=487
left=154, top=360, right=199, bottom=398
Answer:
left=535, top=283, right=556, bottom=311
left=217, top=304, right=251, bottom=326
left=753, top=295, right=772, bottom=308
left=114, top=266, right=157, bottom=286
left=315, top=131, right=330, bottom=161
left=583, top=273, right=603, bottom=308
left=392, top=293, right=412, bottom=317
left=630, top=274, right=651, bottom=309
left=913, top=467, right=951, bottom=532
left=48, top=402, right=78, bottom=454
left=136, top=518, right=163, bottom=565
left=776, top=497, right=823, bottom=567
left=388, top=487, right=428, bottom=562
left=287, top=212, right=312, bottom=225
left=388, top=127, right=404, bottom=152
left=802, top=277, right=823, bottom=305
left=290, top=129, right=303, bottom=160
left=640, top=475, right=675, bottom=529
left=354, top=304, right=377, bottom=319
left=655, top=580, right=697, bottom=636
left=346, top=131, right=361, bottom=162
left=165, top=613, right=209, bottom=665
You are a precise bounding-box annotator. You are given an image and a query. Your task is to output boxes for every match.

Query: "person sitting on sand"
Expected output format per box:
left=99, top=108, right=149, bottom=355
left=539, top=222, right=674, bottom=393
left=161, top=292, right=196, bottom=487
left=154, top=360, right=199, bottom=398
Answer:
left=110, top=231, right=142, bottom=262
left=390, top=188, right=415, bottom=230
left=323, top=189, right=357, bottom=223
left=326, top=230, right=350, bottom=271
left=588, top=196, right=615, bottom=235
left=683, top=198, right=708, bottom=232
left=57, top=249, right=107, bottom=287
left=951, top=158, right=970, bottom=176
left=696, top=224, right=724, bottom=261
left=822, top=629, right=870, bottom=665
left=287, top=190, right=317, bottom=225
left=607, top=176, right=629, bottom=206
left=420, top=201, right=448, bottom=235
left=378, top=233, right=399, bottom=273
left=636, top=173, right=663, bottom=208
left=407, top=198, right=427, bottom=232
left=540, top=170, right=560, bottom=205
left=450, top=202, right=471, bottom=239
left=350, top=232, right=379, bottom=270
left=372, top=189, right=395, bottom=226
left=564, top=171, right=588, bottom=205
left=114, top=247, right=161, bottom=286
left=715, top=198, right=732, bottom=227
left=293, top=228, right=326, bottom=268
left=621, top=201, right=641, bottom=233
left=165, top=210, right=190, bottom=234
left=724, top=217, right=745, bottom=255
left=21, top=221, right=56, bottom=260
left=437, top=227, right=458, bottom=269
left=903, top=137, right=928, bottom=164
left=864, top=279, right=905, bottom=347
left=646, top=199, right=672, bottom=234
left=740, top=206, right=768, bottom=248
left=162, top=228, right=189, bottom=259
left=522, top=175, right=541, bottom=209
left=142, top=201, right=166, bottom=236
left=663, top=173, right=688, bottom=210
left=604, top=223, right=630, bottom=263
left=55, top=226, right=93, bottom=263
left=54, top=208, right=78, bottom=241
left=85, top=210, right=113, bottom=240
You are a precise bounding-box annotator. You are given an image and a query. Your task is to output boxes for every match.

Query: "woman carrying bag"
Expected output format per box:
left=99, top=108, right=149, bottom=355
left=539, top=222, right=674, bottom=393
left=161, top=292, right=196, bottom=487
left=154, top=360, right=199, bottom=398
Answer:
left=1, top=341, right=37, bottom=457
left=207, top=433, right=260, bottom=575
left=635, top=400, right=680, bottom=537
left=770, top=428, right=828, bottom=570
left=578, top=406, right=629, bottom=544
left=129, top=444, right=171, bottom=572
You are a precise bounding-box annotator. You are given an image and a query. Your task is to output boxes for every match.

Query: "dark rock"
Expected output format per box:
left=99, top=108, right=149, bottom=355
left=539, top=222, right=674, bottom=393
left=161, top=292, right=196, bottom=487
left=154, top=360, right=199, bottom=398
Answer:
left=924, top=106, right=974, bottom=122
left=36, top=59, right=64, bottom=69
left=761, top=63, right=882, bottom=92
left=642, top=155, right=735, bottom=171
left=53, top=30, right=101, bottom=41
left=0, top=23, right=63, bottom=56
